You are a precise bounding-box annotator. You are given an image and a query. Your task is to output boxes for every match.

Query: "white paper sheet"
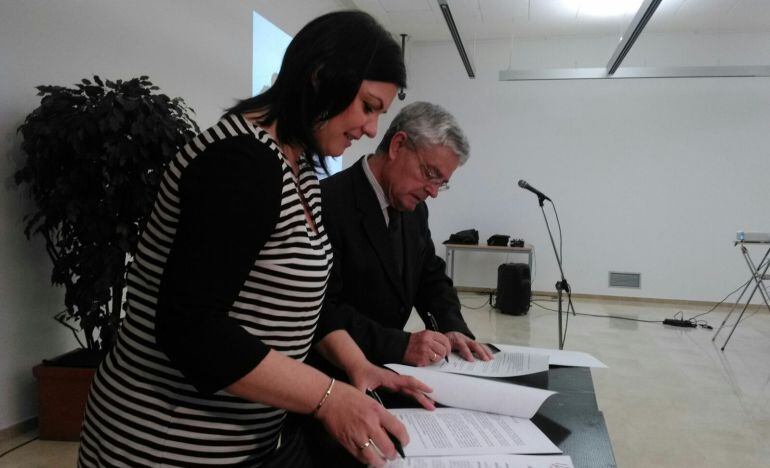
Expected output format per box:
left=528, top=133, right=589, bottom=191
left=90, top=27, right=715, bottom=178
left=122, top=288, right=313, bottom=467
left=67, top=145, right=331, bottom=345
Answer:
left=492, top=344, right=607, bottom=368
left=389, top=408, right=561, bottom=457
left=384, top=454, right=574, bottom=468
left=425, top=351, right=549, bottom=377
left=386, top=364, right=555, bottom=419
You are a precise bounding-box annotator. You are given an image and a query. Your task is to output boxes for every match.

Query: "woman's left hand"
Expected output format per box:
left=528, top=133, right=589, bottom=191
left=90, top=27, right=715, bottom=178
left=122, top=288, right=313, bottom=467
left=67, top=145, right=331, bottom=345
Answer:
left=348, top=363, right=435, bottom=410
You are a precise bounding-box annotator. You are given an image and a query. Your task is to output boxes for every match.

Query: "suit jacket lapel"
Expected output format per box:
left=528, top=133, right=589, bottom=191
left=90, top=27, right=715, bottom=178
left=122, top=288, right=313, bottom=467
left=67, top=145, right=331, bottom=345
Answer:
left=351, top=159, right=408, bottom=304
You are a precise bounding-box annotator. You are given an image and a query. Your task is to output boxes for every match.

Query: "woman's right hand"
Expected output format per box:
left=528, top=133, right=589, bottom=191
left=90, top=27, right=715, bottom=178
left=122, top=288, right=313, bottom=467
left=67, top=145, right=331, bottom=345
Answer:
left=314, top=380, right=407, bottom=467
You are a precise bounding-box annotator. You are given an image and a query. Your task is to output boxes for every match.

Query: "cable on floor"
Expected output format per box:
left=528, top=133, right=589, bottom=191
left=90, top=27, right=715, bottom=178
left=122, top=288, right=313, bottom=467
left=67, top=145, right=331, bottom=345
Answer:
left=530, top=300, right=662, bottom=323
left=0, top=436, right=39, bottom=459
left=459, top=294, right=493, bottom=310
left=686, top=278, right=752, bottom=322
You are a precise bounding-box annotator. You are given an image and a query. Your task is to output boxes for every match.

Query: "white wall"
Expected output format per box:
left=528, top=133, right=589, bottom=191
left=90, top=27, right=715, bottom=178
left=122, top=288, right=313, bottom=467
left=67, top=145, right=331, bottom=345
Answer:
left=361, top=32, right=770, bottom=301
left=0, top=0, right=259, bottom=433
left=2, top=0, right=770, bottom=434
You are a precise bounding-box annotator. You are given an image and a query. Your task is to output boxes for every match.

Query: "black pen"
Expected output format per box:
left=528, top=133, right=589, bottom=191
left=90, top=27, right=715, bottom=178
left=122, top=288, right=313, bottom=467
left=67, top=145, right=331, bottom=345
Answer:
left=425, top=312, right=449, bottom=363
left=365, top=388, right=405, bottom=459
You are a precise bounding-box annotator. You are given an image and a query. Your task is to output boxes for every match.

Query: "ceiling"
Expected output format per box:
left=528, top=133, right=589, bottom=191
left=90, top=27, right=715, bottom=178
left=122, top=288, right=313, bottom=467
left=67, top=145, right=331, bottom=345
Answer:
left=343, top=0, right=770, bottom=43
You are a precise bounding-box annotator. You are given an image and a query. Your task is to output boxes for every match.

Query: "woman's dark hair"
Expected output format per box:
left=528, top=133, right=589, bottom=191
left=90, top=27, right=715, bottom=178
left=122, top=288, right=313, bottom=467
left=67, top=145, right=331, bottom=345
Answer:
left=227, top=10, right=406, bottom=171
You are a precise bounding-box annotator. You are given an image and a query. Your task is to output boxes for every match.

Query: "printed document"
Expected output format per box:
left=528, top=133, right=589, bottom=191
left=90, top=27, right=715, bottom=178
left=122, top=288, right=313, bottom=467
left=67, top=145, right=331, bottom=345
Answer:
left=385, top=454, right=574, bottom=468
left=390, top=408, right=561, bottom=456
left=492, top=344, right=607, bottom=368
left=425, top=351, right=549, bottom=378
left=386, top=364, right=555, bottom=419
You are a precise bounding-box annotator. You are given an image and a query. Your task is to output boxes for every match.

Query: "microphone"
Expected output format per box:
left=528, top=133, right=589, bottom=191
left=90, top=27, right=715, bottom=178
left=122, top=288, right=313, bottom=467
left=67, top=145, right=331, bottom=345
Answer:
left=518, top=179, right=551, bottom=202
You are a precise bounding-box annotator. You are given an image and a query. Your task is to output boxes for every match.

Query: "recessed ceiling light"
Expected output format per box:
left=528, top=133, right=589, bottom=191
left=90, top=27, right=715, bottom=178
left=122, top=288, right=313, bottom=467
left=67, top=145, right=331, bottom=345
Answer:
left=564, top=0, right=643, bottom=17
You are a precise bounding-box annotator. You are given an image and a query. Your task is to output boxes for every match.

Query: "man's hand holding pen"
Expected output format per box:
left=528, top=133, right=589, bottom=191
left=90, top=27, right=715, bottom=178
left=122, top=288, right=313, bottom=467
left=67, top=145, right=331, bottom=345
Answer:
left=403, top=329, right=452, bottom=366
left=403, top=312, right=495, bottom=366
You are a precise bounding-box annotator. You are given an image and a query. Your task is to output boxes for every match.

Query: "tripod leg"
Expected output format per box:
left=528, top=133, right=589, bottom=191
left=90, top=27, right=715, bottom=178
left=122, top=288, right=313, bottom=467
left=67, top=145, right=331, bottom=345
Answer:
left=714, top=244, right=770, bottom=341
left=722, top=280, right=762, bottom=351
left=750, top=258, right=770, bottom=310
left=722, top=300, right=752, bottom=351
left=557, top=286, right=564, bottom=350
left=713, top=279, right=752, bottom=341
left=722, top=252, right=770, bottom=350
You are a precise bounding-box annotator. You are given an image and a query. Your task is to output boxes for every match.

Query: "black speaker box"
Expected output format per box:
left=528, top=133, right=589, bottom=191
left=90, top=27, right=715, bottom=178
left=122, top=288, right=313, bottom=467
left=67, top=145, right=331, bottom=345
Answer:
left=495, top=263, right=531, bottom=316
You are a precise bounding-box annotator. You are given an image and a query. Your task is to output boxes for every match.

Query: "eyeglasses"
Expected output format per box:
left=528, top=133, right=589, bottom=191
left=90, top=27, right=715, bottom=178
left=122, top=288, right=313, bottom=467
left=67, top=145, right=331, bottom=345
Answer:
left=412, top=145, right=450, bottom=191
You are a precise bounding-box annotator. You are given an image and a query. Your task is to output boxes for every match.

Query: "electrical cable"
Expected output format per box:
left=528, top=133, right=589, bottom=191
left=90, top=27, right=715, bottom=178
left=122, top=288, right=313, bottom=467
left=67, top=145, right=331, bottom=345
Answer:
left=687, top=277, right=753, bottom=321
left=552, top=200, right=571, bottom=343
left=529, top=268, right=765, bottom=329
left=553, top=200, right=563, bottom=266
left=676, top=265, right=768, bottom=329
left=486, top=197, right=766, bottom=336
left=530, top=300, right=662, bottom=323
left=460, top=293, right=493, bottom=310
left=0, top=436, right=38, bottom=459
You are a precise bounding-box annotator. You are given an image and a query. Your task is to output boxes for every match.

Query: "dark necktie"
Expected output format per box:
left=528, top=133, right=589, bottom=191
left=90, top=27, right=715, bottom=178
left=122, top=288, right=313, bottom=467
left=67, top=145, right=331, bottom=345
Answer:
left=388, top=206, right=404, bottom=278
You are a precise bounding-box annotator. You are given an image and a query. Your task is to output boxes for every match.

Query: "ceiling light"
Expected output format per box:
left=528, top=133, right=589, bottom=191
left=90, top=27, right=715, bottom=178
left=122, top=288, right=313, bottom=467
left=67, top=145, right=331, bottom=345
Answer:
left=606, top=0, right=661, bottom=74
left=437, top=0, right=475, bottom=78
left=564, top=0, right=643, bottom=17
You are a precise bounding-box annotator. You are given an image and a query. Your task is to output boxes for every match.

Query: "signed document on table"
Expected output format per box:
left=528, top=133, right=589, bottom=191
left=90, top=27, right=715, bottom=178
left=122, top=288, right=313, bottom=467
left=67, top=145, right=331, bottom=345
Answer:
left=425, top=351, right=549, bottom=378
left=389, top=408, right=561, bottom=457
left=385, top=454, right=574, bottom=468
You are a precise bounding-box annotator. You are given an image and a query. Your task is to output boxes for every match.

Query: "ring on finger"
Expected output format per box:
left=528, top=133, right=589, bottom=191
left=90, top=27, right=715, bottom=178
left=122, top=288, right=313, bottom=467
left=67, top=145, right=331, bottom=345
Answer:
left=431, top=352, right=438, bottom=361
left=358, top=438, right=372, bottom=451
left=368, top=439, right=386, bottom=459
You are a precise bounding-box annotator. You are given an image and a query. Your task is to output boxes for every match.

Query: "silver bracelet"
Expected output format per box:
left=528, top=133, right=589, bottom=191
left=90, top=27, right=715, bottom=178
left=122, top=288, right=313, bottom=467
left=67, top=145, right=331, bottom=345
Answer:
left=313, top=378, right=335, bottom=415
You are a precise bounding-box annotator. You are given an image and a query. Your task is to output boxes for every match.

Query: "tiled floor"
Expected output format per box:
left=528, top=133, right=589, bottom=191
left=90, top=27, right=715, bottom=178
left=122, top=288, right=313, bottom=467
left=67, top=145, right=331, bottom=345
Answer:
left=1, top=294, right=769, bottom=467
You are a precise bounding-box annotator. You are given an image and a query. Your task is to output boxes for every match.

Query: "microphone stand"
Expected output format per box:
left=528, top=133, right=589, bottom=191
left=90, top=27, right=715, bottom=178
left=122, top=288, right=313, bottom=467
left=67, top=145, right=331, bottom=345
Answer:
left=536, top=194, right=572, bottom=350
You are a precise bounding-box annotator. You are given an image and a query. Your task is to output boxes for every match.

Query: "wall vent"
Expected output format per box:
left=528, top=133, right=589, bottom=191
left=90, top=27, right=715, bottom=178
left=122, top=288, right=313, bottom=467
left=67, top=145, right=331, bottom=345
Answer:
left=609, top=271, right=641, bottom=288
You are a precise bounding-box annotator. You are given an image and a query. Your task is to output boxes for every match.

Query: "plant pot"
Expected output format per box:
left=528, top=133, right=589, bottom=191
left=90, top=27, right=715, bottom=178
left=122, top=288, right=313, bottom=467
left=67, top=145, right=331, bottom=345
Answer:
left=32, top=349, right=103, bottom=441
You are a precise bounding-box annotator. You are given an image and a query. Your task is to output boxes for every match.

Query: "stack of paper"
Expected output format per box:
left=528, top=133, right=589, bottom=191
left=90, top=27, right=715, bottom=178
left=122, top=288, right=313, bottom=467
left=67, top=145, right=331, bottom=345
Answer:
left=390, top=408, right=560, bottom=456
left=491, top=344, right=607, bottom=368
left=385, top=454, right=574, bottom=468
left=382, top=344, right=605, bottom=466
left=424, top=350, right=550, bottom=378
left=385, top=363, right=553, bottom=419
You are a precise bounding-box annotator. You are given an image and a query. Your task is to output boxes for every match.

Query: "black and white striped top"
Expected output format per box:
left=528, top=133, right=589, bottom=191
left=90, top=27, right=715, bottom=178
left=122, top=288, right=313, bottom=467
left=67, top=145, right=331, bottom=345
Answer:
left=78, top=114, right=332, bottom=466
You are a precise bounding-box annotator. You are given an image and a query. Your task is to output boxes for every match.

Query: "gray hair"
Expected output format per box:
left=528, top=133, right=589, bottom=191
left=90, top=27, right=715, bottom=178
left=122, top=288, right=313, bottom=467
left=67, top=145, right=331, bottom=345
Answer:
left=375, top=101, right=470, bottom=164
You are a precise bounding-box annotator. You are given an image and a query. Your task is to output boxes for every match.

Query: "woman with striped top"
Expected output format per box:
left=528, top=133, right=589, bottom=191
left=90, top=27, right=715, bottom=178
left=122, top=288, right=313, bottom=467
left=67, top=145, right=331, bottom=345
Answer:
left=78, top=11, right=432, bottom=467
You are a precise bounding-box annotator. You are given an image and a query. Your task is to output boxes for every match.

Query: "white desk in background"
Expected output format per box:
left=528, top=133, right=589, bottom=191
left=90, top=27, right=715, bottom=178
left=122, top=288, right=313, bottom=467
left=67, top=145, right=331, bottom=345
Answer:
left=444, top=243, right=533, bottom=288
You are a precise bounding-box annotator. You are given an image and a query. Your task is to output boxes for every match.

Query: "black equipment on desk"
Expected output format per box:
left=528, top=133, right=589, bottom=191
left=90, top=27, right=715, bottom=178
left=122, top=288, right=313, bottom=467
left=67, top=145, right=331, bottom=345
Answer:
left=487, top=234, right=510, bottom=246
left=492, top=263, right=531, bottom=315
left=443, top=229, right=479, bottom=245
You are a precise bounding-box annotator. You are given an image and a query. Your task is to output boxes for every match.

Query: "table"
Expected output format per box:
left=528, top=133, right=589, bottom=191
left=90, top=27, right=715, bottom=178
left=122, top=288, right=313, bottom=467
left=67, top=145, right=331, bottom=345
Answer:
left=382, top=366, right=616, bottom=468
left=298, top=363, right=616, bottom=467
left=444, top=243, right=534, bottom=286
left=713, top=240, right=770, bottom=350
left=517, top=367, right=617, bottom=468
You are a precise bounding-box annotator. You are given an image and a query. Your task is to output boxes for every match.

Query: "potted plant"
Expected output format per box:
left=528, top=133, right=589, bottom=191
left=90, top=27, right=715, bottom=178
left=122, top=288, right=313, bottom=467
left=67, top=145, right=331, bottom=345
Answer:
left=14, top=75, right=199, bottom=440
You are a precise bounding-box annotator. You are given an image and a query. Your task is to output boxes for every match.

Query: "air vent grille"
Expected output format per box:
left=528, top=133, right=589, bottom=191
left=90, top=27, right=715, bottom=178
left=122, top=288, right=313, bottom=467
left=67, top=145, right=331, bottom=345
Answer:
left=609, top=271, right=641, bottom=288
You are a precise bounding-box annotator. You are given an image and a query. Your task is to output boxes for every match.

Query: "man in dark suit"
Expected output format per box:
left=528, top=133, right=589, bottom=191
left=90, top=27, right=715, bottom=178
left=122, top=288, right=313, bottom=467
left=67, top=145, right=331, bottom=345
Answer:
left=317, top=101, right=492, bottom=367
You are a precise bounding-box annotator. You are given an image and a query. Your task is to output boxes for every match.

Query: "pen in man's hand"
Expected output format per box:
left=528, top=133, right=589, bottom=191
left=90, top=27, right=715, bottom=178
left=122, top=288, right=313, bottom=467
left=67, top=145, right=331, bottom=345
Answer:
left=365, top=388, right=405, bottom=459
left=425, top=312, right=449, bottom=363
